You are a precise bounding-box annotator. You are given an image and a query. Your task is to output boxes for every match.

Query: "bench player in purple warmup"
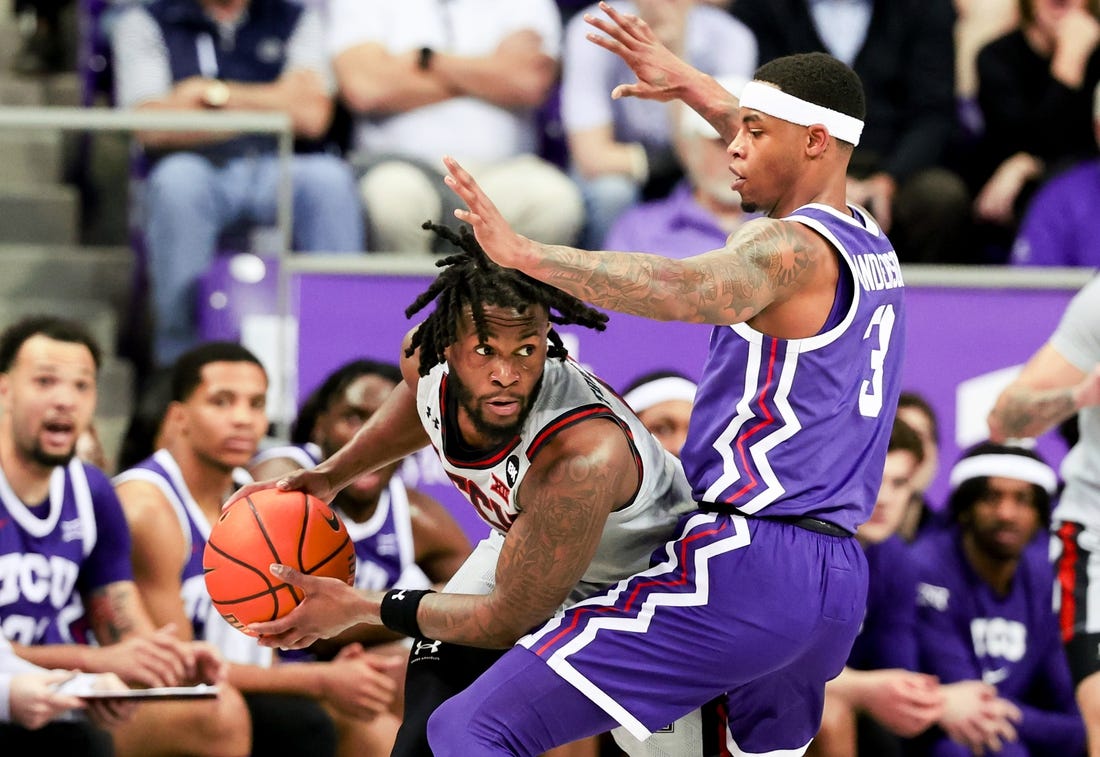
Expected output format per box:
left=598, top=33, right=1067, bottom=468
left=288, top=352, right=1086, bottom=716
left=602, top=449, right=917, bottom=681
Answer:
left=410, top=3, right=908, bottom=754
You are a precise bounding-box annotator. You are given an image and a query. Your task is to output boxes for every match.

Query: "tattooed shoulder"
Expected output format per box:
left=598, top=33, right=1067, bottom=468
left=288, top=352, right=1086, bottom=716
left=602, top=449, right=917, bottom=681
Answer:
left=732, top=218, right=819, bottom=291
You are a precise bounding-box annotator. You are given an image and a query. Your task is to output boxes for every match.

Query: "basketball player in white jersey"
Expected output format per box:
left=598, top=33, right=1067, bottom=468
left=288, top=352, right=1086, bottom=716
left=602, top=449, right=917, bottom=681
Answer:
left=232, top=223, right=702, bottom=755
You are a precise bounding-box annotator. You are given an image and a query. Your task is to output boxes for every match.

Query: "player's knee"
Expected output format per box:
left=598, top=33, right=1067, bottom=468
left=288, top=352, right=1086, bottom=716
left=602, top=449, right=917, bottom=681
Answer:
left=427, top=690, right=491, bottom=755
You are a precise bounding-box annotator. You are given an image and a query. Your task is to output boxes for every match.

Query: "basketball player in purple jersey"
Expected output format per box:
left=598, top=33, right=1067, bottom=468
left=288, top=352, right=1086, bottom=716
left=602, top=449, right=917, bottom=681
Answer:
left=413, top=3, right=907, bottom=753
left=113, top=342, right=403, bottom=757
left=235, top=222, right=697, bottom=756
left=0, top=317, right=241, bottom=757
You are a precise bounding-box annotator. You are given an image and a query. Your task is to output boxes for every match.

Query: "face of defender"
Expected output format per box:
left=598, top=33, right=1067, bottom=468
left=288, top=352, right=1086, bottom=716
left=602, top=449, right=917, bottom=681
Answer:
left=0, top=334, right=98, bottom=469
left=727, top=108, right=807, bottom=216
left=444, top=304, right=550, bottom=448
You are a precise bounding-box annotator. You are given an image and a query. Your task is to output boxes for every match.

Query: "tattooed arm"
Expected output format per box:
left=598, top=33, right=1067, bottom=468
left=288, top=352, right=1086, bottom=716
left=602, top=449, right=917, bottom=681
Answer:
left=413, top=418, right=638, bottom=647
left=444, top=156, right=826, bottom=326
left=248, top=418, right=640, bottom=649
left=988, top=343, right=1100, bottom=442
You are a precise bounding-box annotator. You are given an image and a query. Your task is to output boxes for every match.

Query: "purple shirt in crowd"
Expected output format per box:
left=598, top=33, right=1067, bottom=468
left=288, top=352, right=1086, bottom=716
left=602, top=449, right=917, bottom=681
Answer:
left=602, top=181, right=733, bottom=258
left=1012, top=160, right=1100, bottom=268
left=912, top=528, right=1085, bottom=756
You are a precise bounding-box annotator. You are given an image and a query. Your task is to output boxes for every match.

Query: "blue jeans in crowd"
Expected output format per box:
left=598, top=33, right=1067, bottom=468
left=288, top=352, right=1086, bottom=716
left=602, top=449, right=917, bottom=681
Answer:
left=142, top=151, right=364, bottom=367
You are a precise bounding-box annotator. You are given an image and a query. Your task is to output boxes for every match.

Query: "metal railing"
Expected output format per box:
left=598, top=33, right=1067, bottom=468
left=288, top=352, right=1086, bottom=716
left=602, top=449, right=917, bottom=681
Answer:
left=0, top=106, right=296, bottom=422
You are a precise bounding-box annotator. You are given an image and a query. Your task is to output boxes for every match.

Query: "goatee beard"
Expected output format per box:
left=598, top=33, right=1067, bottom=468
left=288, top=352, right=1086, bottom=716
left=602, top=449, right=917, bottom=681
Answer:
left=32, top=446, right=74, bottom=468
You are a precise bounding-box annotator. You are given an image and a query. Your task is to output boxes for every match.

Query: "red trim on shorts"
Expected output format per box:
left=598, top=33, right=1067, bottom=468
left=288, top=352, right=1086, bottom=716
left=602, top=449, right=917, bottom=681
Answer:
left=1057, top=521, right=1079, bottom=644
left=717, top=698, right=731, bottom=757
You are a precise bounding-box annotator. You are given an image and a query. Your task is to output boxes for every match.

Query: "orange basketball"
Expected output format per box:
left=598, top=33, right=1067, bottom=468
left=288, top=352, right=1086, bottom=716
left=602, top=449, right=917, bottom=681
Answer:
left=203, top=489, right=355, bottom=634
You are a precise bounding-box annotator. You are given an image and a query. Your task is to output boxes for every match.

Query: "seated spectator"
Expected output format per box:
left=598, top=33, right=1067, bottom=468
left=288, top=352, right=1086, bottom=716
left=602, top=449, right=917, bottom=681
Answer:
left=110, top=0, right=365, bottom=369
left=113, top=342, right=405, bottom=757
left=811, top=417, right=944, bottom=757
left=603, top=81, right=759, bottom=256
left=1011, top=81, right=1100, bottom=267
left=0, top=316, right=248, bottom=757
left=621, top=369, right=697, bottom=459
left=910, top=442, right=1086, bottom=757
left=562, top=0, right=757, bottom=248
left=954, top=0, right=1019, bottom=105
left=971, top=0, right=1100, bottom=262
left=249, top=358, right=472, bottom=657
left=327, top=0, right=583, bottom=254
left=730, top=0, right=972, bottom=264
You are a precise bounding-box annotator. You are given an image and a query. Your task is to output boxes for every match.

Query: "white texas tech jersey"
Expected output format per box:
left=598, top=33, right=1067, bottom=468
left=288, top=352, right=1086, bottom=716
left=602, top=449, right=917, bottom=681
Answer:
left=417, top=357, right=694, bottom=600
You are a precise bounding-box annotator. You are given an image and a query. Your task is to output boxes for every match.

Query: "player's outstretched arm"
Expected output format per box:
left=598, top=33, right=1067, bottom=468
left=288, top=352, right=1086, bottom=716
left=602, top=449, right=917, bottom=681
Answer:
left=447, top=154, right=816, bottom=326
left=584, top=1, right=740, bottom=142
left=988, top=343, right=1099, bottom=442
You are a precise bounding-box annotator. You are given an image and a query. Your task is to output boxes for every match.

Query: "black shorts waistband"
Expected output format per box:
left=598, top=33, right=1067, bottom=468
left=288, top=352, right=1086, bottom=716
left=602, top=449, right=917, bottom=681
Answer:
left=698, top=503, right=852, bottom=537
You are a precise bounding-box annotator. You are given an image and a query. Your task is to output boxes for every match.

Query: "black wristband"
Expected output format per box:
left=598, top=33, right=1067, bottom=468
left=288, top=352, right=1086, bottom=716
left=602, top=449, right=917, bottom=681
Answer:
left=380, top=589, right=435, bottom=637
left=418, top=46, right=434, bottom=71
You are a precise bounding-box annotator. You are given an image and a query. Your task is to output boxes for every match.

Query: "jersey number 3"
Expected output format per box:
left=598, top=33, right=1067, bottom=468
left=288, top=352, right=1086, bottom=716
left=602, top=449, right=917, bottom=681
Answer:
left=859, top=304, right=896, bottom=418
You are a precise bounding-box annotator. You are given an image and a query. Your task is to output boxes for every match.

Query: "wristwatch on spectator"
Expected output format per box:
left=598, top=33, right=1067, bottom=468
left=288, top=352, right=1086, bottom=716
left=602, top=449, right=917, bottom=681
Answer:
left=203, top=80, right=230, bottom=108
left=418, top=47, right=434, bottom=71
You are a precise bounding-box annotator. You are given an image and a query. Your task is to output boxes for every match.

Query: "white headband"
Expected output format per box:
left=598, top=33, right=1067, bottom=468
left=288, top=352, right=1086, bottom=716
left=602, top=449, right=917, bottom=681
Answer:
left=739, top=80, right=864, bottom=146
left=949, top=453, right=1058, bottom=495
left=623, top=377, right=697, bottom=414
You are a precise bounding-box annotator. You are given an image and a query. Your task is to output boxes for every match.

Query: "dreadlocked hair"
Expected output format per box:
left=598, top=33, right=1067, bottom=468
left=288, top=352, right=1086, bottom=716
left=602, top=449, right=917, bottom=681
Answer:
left=405, top=221, right=608, bottom=376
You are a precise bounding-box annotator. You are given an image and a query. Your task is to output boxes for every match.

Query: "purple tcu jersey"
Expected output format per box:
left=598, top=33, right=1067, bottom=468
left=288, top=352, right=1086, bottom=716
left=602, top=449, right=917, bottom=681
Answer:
left=112, top=450, right=272, bottom=666
left=849, top=534, right=917, bottom=671
left=343, top=476, right=431, bottom=593
left=913, top=528, right=1085, bottom=755
left=0, top=460, right=133, bottom=645
left=681, top=203, right=906, bottom=533
left=112, top=450, right=211, bottom=639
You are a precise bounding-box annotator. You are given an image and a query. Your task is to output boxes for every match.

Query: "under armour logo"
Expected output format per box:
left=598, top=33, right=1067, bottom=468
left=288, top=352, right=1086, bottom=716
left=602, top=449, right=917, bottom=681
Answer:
left=392, top=589, right=408, bottom=601
left=415, top=639, right=442, bottom=656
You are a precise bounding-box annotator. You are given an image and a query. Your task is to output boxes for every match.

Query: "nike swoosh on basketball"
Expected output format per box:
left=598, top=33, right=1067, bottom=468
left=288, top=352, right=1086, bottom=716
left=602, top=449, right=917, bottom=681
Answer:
left=322, top=510, right=342, bottom=531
